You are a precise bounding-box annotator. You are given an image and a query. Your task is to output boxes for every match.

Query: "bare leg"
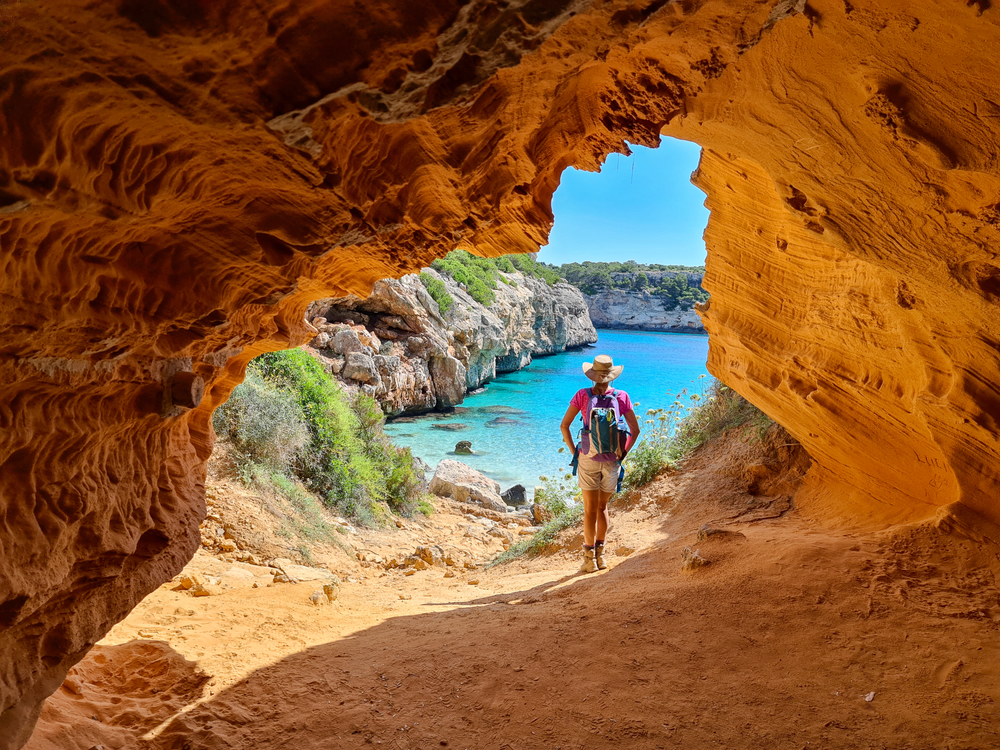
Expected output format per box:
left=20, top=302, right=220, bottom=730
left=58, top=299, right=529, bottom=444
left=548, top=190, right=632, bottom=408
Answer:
left=581, top=489, right=613, bottom=546
left=595, top=490, right=612, bottom=541
left=581, top=489, right=601, bottom=546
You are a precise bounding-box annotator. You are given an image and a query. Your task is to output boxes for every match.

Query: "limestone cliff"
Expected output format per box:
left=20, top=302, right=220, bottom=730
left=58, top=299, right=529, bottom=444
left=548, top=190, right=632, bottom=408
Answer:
left=4, top=1, right=1000, bottom=746
left=585, top=290, right=705, bottom=333
left=306, top=269, right=596, bottom=415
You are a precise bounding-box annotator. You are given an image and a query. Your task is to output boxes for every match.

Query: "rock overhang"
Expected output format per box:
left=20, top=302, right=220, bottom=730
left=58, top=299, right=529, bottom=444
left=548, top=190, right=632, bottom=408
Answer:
left=2, top=0, right=1000, bottom=747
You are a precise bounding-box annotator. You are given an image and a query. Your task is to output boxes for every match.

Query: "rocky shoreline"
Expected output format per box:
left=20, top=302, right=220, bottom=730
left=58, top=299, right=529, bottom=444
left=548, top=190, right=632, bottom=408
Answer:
left=306, top=268, right=597, bottom=415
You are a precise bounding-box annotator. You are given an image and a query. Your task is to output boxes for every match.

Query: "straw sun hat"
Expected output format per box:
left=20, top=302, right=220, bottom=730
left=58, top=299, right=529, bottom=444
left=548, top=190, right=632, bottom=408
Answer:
left=582, top=354, right=623, bottom=383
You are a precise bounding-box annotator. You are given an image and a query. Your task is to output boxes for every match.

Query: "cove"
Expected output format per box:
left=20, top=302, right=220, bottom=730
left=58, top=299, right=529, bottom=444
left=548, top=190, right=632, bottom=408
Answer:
left=384, top=330, right=710, bottom=492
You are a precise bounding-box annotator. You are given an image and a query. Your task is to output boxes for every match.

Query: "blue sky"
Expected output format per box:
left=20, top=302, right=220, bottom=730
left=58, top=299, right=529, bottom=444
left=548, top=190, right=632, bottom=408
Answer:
left=538, top=136, right=709, bottom=267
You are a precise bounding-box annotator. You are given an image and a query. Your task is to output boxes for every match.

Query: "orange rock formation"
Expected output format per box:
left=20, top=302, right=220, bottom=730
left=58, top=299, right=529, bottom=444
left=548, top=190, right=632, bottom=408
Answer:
left=1, top=0, right=998, bottom=746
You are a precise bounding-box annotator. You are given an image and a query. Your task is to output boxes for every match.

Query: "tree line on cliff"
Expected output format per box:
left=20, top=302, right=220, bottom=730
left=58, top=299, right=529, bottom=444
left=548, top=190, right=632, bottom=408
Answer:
left=422, top=251, right=708, bottom=312
left=557, top=260, right=709, bottom=309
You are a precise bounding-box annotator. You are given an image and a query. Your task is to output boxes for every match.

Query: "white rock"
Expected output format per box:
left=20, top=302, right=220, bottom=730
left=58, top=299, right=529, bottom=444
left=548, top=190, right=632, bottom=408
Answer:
left=429, top=460, right=506, bottom=513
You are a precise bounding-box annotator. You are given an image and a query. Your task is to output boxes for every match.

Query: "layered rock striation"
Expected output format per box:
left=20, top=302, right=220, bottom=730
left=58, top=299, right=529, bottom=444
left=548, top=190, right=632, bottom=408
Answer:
left=306, top=269, right=596, bottom=414
left=584, top=290, right=705, bottom=333
left=3, top=0, right=1000, bottom=746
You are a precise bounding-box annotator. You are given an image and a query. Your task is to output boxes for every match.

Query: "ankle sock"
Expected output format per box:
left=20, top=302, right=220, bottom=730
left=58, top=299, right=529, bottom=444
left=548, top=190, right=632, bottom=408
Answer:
left=583, top=544, right=595, bottom=550
left=594, top=540, right=605, bottom=548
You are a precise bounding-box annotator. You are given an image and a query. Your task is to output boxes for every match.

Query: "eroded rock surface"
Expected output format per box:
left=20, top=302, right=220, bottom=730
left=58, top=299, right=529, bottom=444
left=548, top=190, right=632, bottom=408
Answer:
left=2, top=0, right=1000, bottom=746
left=307, top=269, right=596, bottom=414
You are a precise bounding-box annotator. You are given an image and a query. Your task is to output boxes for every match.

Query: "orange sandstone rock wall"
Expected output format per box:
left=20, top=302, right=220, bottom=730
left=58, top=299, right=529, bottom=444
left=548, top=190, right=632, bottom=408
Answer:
left=1, top=0, right=999, bottom=746
left=665, top=0, right=1000, bottom=529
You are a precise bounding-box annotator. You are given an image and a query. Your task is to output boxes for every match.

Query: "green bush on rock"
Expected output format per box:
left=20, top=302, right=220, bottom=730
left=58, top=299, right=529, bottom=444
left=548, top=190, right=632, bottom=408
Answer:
left=419, top=272, right=454, bottom=313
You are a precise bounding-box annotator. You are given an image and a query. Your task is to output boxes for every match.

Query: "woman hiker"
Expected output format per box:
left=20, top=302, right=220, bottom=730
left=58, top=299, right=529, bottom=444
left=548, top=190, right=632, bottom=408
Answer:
left=560, top=354, right=640, bottom=573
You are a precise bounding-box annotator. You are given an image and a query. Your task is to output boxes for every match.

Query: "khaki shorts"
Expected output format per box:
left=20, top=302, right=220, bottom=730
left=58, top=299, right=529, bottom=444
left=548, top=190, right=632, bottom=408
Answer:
left=577, top=452, right=621, bottom=493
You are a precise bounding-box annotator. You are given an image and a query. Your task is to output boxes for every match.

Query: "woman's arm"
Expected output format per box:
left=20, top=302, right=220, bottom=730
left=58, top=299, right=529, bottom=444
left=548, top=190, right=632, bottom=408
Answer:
left=624, top=409, right=641, bottom=452
left=561, top=404, right=581, bottom=453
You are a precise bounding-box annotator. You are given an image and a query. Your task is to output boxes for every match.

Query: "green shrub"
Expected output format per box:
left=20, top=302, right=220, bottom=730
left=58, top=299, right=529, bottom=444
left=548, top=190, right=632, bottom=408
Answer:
left=220, top=349, right=422, bottom=526
left=493, top=256, right=516, bottom=273
left=419, top=272, right=453, bottom=313
left=431, top=250, right=498, bottom=306
left=622, top=378, right=774, bottom=492
left=555, top=260, right=709, bottom=307
left=507, top=253, right=563, bottom=285
left=428, top=250, right=565, bottom=304
left=488, top=504, right=583, bottom=567
left=212, top=371, right=310, bottom=472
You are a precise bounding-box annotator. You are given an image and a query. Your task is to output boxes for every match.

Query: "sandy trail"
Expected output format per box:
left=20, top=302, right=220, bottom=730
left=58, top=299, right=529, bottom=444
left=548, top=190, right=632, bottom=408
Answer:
left=27, top=434, right=1000, bottom=750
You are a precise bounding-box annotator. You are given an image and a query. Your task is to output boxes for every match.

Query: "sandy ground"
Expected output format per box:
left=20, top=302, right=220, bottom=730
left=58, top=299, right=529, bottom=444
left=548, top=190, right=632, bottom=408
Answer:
left=27, top=431, right=1000, bottom=750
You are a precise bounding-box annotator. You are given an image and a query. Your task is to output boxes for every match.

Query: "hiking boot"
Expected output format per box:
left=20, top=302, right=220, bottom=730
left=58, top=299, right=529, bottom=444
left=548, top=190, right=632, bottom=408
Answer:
left=595, top=544, right=607, bottom=570
left=579, top=547, right=596, bottom=574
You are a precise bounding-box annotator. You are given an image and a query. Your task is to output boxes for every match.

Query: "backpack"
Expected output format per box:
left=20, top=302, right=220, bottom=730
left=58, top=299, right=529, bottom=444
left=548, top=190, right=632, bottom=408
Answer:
left=581, top=388, right=630, bottom=461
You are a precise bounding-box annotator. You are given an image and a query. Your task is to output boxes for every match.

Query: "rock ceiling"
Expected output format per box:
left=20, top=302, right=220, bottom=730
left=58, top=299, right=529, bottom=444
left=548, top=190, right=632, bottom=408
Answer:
left=1, top=0, right=999, bottom=746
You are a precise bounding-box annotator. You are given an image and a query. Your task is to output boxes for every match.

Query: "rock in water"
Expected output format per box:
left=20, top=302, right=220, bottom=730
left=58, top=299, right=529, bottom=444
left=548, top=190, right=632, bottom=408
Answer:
left=429, top=460, right=507, bottom=513
left=486, top=416, right=523, bottom=427
left=431, top=422, right=468, bottom=431
left=455, top=440, right=474, bottom=454
left=501, top=484, right=528, bottom=506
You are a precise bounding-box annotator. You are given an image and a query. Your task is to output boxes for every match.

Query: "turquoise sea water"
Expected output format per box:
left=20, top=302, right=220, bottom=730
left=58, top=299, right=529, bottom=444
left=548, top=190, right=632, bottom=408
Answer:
left=384, top=330, right=710, bottom=493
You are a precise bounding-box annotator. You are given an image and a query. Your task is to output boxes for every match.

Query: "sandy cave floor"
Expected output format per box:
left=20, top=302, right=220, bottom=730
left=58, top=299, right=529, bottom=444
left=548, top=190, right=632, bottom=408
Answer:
left=26, top=433, right=1000, bottom=750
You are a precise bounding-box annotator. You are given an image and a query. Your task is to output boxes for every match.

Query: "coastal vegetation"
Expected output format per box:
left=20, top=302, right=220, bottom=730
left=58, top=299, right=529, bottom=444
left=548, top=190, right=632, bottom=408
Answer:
left=213, top=349, right=424, bottom=527
left=419, top=271, right=453, bottom=313
left=488, top=475, right=583, bottom=567
left=428, top=252, right=709, bottom=312
left=558, top=260, right=709, bottom=308
left=429, top=249, right=562, bottom=308
left=623, top=378, right=773, bottom=491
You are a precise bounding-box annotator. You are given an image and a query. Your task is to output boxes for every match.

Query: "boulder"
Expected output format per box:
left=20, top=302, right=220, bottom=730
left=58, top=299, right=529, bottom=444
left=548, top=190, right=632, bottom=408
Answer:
left=411, top=455, right=431, bottom=493
left=333, top=328, right=366, bottom=355
left=681, top=546, right=709, bottom=571
left=403, top=555, right=429, bottom=570
left=530, top=503, right=552, bottom=525
left=176, top=573, right=202, bottom=590
left=323, top=582, right=339, bottom=602
left=342, top=351, right=378, bottom=382
left=271, top=558, right=340, bottom=584
left=455, top=440, right=474, bottom=454
left=356, top=328, right=381, bottom=351
left=501, top=484, right=528, bottom=506
left=429, top=459, right=507, bottom=513
left=415, top=545, right=445, bottom=566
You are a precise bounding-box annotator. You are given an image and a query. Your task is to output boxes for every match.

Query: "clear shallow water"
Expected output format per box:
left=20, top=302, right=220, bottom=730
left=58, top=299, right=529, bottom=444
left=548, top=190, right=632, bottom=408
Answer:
left=384, top=330, right=710, bottom=493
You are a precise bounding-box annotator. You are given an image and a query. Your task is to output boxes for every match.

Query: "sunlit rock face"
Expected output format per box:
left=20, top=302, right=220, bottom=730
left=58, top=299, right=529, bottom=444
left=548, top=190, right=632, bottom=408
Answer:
left=1, top=0, right=999, bottom=746
left=666, top=2, right=1000, bottom=531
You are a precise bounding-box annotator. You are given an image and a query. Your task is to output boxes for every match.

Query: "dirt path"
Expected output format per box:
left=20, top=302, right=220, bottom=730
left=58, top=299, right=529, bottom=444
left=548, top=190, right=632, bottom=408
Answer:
left=27, top=434, right=1000, bottom=750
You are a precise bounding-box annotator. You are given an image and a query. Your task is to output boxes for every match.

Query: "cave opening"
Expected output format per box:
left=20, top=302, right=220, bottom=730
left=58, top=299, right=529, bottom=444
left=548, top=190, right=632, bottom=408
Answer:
left=6, top=1, right=1000, bottom=747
